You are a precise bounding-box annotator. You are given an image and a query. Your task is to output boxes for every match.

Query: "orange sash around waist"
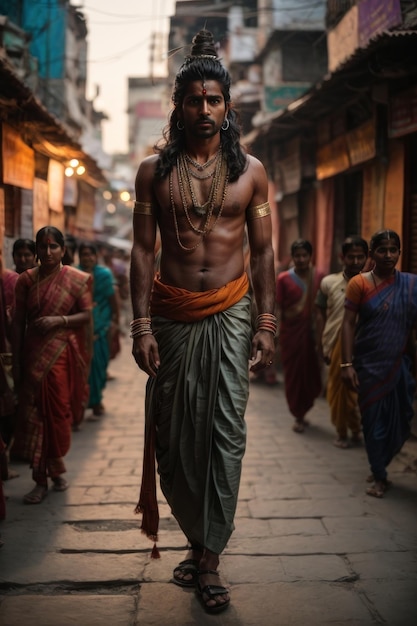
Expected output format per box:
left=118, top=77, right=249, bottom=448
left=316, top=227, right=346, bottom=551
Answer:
left=150, top=272, right=249, bottom=322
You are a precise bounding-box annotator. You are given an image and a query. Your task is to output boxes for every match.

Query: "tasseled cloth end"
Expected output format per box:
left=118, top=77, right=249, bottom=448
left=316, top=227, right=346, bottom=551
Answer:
left=134, top=418, right=160, bottom=558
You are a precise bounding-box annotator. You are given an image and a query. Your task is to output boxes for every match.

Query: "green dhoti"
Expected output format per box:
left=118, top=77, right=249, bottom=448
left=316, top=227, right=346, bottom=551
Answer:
left=146, top=293, right=251, bottom=554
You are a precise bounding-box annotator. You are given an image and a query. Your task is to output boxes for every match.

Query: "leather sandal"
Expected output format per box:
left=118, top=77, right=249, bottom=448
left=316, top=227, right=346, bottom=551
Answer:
left=172, top=559, right=199, bottom=587
left=196, top=569, right=230, bottom=613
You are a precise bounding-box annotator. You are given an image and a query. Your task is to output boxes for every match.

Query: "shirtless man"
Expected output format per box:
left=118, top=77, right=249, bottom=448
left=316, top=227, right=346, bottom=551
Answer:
left=130, top=30, right=275, bottom=614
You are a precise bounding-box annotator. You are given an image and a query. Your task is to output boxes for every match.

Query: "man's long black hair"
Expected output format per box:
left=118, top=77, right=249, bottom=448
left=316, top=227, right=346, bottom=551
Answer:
left=155, top=30, right=247, bottom=183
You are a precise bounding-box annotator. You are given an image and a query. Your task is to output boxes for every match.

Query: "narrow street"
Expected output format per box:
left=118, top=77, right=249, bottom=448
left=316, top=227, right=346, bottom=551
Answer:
left=1, top=336, right=417, bottom=626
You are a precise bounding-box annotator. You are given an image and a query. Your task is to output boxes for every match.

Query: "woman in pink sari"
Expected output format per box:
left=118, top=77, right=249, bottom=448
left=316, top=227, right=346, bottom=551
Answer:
left=276, top=239, right=323, bottom=432
left=12, top=227, right=92, bottom=504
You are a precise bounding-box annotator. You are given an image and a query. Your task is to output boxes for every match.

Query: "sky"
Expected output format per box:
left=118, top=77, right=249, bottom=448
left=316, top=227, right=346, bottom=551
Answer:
left=80, top=0, right=177, bottom=155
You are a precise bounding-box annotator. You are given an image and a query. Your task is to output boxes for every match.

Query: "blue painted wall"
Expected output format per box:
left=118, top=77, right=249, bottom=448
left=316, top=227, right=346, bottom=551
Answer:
left=22, top=0, right=67, bottom=79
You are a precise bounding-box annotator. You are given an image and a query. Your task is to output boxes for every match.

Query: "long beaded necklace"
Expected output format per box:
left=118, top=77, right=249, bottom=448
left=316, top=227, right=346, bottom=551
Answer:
left=178, top=150, right=221, bottom=217
left=170, top=154, right=229, bottom=251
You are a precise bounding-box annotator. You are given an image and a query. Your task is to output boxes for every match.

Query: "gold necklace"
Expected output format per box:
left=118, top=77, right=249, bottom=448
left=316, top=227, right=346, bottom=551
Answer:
left=188, top=167, right=216, bottom=180
left=184, top=150, right=219, bottom=171
left=170, top=155, right=229, bottom=251
left=178, top=151, right=221, bottom=217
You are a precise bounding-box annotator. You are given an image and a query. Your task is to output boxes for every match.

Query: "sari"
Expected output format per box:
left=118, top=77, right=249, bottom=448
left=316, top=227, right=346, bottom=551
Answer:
left=85, top=264, right=115, bottom=408
left=13, top=265, right=92, bottom=483
left=2, top=269, right=18, bottom=315
left=317, top=272, right=360, bottom=437
left=0, top=271, right=18, bottom=442
left=276, top=267, right=322, bottom=419
left=326, top=333, right=361, bottom=438
left=137, top=274, right=251, bottom=555
left=345, top=271, right=417, bottom=480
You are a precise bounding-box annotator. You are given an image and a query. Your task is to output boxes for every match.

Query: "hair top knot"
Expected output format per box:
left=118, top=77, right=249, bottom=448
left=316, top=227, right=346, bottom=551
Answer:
left=188, top=29, right=218, bottom=59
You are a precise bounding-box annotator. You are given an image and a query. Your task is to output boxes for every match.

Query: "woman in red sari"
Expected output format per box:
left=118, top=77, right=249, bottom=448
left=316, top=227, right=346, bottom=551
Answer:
left=276, top=239, right=323, bottom=433
left=12, top=227, right=92, bottom=504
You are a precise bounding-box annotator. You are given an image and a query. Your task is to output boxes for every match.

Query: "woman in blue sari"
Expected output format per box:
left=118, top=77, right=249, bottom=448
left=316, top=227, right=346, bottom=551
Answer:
left=341, top=229, right=417, bottom=498
left=79, top=243, right=119, bottom=417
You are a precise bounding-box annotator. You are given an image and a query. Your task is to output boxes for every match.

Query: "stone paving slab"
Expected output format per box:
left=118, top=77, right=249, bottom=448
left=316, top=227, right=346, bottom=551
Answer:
left=322, top=515, right=394, bottom=533
left=247, top=496, right=369, bottom=518
left=1, top=553, right=143, bottom=585
left=302, top=482, right=355, bottom=498
left=266, top=518, right=327, bottom=537
left=3, top=502, right=139, bottom=523
left=347, top=551, right=417, bottom=579
left=0, top=524, right=150, bottom=553
left=227, top=531, right=402, bottom=555
left=222, top=554, right=352, bottom=583
left=229, top=581, right=377, bottom=626
left=249, top=471, right=345, bottom=485
left=359, top=579, right=417, bottom=624
left=0, top=595, right=137, bottom=626
left=252, top=482, right=308, bottom=499
left=232, top=517, right=327, bottom=539
left=61, top=486, right=139, bottom=505
left=136, top=581, right=374, bottom=626
left=136, top=584, right=210, bottom=626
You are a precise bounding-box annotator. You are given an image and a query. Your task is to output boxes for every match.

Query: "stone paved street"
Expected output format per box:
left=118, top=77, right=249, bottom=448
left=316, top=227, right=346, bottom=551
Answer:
left=1, top=336, right=417, bottom=625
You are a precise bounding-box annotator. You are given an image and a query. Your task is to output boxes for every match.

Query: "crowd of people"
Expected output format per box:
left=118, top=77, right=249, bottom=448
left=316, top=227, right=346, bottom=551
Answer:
left=272, top=231, right=417, bottom=503
left=1, top=27, right=416, bottom=616
left=0, top=229, right=128, bottom=522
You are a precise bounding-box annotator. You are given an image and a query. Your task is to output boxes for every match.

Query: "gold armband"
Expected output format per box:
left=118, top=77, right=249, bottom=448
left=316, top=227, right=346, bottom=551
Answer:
left=246, top=202, right=271, bottom=220
left=133, top=201, right=154, bottom=216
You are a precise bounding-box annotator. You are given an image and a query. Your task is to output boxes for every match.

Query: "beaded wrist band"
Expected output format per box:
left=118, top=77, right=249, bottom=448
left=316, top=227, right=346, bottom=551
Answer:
left=130, top=317, right=152, bottom=338
left=256, top=313, right=278, bottom=335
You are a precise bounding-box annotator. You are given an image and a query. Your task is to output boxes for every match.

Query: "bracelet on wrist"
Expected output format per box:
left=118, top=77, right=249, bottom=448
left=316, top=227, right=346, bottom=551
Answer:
left=340, top=362, right=353, bottom=368
left=130, top=317, right=152, bottom=339
left=256, top=313, right=278, bottom=335
left=61, top=315, right=68, bottom=327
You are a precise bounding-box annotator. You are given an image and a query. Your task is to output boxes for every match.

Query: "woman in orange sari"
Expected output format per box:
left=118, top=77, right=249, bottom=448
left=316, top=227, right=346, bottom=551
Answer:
left=12, top=227, right=92, bottom=504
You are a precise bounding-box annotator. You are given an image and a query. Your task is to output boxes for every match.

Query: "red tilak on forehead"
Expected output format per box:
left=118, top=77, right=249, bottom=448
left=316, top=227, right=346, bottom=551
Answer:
left=202, top=80, right=206, bottom=96
left=47, top=238, right=51, bottom=244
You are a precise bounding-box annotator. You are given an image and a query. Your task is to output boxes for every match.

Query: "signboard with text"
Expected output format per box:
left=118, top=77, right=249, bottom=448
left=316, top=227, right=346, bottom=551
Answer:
left=264, top=84, right=309, bottom=113
left=358, top=0, right=402, bottom=47
left=2, top=124, right=34, bottom=189
left=388, top=86, right=417, bottom=138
